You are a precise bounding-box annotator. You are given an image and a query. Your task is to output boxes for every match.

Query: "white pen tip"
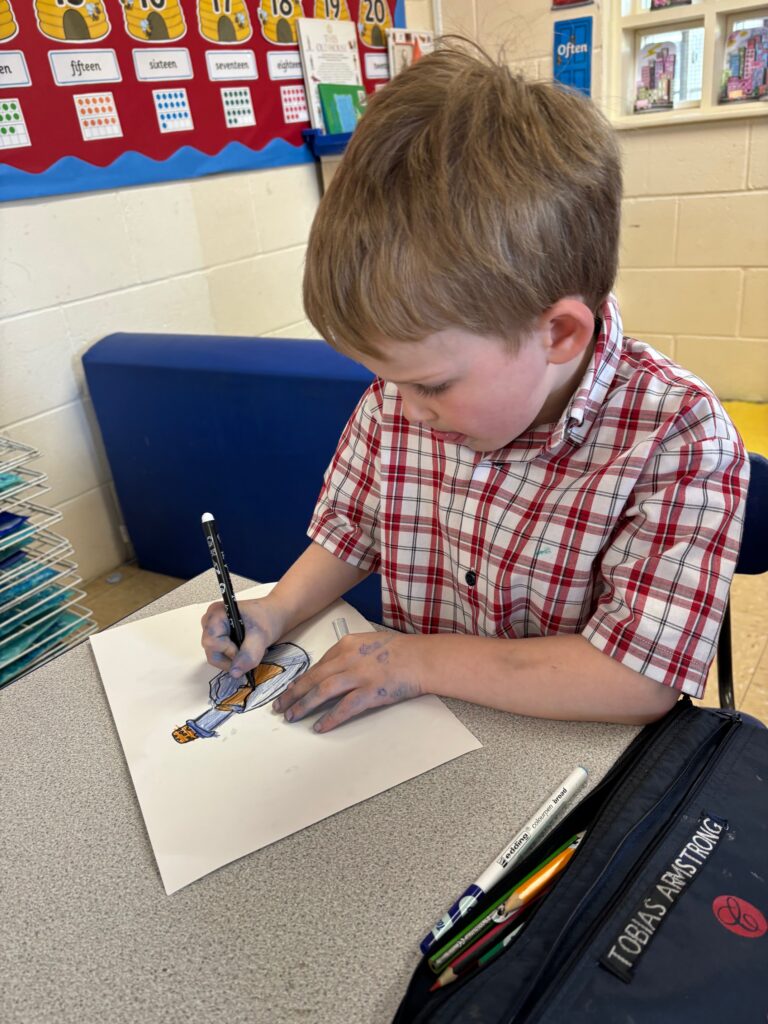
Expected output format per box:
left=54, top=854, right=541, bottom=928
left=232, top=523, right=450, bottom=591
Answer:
left=201, top=512, right=214, bottom=522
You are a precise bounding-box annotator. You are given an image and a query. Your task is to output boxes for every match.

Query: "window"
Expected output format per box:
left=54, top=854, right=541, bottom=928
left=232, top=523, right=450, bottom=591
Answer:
left=605, top=0, right=768, bottom=127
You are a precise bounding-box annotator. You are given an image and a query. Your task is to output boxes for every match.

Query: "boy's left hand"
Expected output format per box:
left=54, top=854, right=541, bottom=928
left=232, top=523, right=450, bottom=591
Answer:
left=272, top=632, right=423, bottom=733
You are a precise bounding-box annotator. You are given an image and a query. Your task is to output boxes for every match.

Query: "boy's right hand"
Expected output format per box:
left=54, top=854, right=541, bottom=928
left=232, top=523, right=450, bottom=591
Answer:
left=200, top=599, right=283, bottom=679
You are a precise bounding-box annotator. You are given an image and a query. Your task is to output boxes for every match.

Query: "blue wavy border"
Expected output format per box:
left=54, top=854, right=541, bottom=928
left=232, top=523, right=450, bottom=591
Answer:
left=0, top=138, right=314, bottom=201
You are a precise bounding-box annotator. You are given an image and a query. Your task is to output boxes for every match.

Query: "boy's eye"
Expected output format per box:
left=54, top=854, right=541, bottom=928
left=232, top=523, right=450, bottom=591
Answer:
left=414, top=382, right=450, bottom=397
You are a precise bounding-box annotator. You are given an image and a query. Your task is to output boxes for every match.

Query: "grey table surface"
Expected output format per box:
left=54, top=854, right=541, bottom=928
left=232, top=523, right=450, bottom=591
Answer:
left=1, top=572, right=640, bottom=1024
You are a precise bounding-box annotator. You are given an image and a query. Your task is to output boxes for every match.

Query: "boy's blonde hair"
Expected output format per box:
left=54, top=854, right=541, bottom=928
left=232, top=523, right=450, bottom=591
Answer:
left=303, top=41, right=622, bottom=356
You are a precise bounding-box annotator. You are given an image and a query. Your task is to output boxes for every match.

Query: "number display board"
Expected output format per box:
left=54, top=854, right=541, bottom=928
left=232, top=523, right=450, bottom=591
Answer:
left=0, top=0, right=403, bottom=200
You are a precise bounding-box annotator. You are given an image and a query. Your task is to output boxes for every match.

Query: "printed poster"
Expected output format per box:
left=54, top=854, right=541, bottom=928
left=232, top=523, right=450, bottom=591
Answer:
left=0, top=0, right=404, bottom=200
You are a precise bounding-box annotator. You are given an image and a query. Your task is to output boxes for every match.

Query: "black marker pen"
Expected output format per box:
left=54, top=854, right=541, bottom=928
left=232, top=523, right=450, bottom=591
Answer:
left=201, top=512, right=254, bottom=688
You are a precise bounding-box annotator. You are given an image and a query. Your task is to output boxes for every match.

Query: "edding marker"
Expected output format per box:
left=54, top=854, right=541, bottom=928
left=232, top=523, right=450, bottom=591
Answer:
left=419, top=765, right=588, bottom=954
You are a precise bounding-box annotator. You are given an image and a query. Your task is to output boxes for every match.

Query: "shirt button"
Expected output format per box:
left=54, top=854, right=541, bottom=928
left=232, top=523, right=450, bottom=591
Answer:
left=465, top=570, right=477, bottom=587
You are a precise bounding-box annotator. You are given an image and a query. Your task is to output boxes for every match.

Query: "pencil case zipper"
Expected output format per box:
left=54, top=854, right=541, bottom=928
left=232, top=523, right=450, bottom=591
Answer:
left=511, top=712, right=742, bottom=1024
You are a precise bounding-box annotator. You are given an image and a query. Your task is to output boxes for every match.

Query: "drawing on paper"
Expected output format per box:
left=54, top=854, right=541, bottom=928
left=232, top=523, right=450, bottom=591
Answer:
left=172, top=641, right=310, bottom=743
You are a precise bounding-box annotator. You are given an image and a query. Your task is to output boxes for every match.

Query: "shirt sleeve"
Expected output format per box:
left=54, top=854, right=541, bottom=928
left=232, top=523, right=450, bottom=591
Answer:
left=583, top=413, right=749, bottom=699
left=307, top=380, right=383, bottom=574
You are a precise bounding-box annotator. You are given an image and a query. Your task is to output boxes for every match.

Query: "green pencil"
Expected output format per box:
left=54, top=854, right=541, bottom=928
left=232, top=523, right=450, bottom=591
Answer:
left=429, top=831, right=585, bottom=972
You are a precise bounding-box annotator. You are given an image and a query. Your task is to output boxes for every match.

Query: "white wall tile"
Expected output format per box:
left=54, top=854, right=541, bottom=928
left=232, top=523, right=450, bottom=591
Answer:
left=0, top=308, right=79, bottom=427
left=119, top=182, right=204, bottom=283
left=64, top=273, right=216, bottom=396
left=207, top=247, right=307, bottom=335
left=3, top=400, right=111, bottom=506
left=248, top=163, right=321, bottom=253
left=0, top=193, right=140, bottom=318
left=265, top=320, right=321, bottom=339
left=190, top=172, right=263, bottom=266
left=58, top=485, right=128, bottom=583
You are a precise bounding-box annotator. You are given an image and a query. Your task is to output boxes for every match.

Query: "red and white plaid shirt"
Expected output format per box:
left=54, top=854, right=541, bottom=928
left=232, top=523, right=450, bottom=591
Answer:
left=308, top=297, right=748, bottom=698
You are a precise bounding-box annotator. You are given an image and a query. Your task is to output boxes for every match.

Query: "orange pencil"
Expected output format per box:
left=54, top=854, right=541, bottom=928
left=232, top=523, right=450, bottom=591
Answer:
left=499, top=831, right=585, bottom=917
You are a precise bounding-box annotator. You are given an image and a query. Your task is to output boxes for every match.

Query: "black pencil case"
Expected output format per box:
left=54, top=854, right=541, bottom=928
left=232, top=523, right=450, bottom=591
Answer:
left=393, top=696, right=768, bottom=1023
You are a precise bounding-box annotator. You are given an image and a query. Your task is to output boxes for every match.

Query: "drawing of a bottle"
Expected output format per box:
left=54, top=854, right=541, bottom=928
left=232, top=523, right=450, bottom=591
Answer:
left=172, top=643, right=311, bottom=744
left=256, top=0, right=304, bottom=46
left=357, top=0, right=392, bottom=49
left=314, top=0, right=351, bottom=20
left=34, top=0, right=110, bottom=42
left=197, top=0, right=252, bottom=44
left=119, top=0, right=186, bottom=43
left=0, top=0, right=17, bottom=42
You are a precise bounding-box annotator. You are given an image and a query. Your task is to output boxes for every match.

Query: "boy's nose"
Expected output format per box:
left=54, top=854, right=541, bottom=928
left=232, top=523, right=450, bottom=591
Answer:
left=401, top=396, right=436, bottom=425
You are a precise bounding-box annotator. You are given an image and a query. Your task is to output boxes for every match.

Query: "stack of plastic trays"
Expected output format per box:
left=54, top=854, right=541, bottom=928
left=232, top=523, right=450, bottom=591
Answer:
left=0, top=437, right=97, bottom=688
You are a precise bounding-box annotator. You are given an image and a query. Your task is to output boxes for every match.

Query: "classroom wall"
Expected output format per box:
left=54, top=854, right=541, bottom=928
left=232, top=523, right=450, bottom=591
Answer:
left=2, top=0, right=764, bottom=584
left=0, top=164, right=322, bottom=582
left=428, top=0, right=768, bottom=402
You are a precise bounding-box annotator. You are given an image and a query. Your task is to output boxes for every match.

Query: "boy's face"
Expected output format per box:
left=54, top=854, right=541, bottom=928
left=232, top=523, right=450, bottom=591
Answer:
left=357, top=327, right=563, bottom=452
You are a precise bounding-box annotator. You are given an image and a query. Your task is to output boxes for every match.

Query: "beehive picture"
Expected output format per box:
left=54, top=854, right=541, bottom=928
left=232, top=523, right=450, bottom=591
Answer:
left=197, top=0, right=251, bottom=43
left=0, top=1, right=18, bottom=42
left=34, top=0, right=111, bottom=42
left=357, top=0, right=392, bottom=48
left=119, top=0, right=186, bottom=42
left=256, top=0, right=304, bottom=46
left=313, top=0, right=351, bottom=19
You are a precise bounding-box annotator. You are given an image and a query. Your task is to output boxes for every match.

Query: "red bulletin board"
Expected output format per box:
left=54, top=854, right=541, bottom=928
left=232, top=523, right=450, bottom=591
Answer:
left=0, top=0, right=404, bottom=200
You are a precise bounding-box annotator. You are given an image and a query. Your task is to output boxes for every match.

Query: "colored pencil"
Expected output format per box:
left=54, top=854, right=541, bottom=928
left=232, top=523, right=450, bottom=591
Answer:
left=429, top=831, right=586, bottom=972
left=420, top=766, right=588, bottom=953
left=430, top=919, right=527, bottom=990
left=498, top=832, right=584, bottom=918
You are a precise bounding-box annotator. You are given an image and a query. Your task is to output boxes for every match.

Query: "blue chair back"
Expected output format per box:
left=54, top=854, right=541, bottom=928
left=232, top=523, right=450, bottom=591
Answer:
left=83, top=333, right=382, bottom=621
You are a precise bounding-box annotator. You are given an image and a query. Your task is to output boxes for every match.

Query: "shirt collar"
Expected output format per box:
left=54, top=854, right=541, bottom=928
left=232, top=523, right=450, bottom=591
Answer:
left=562, top=294, right=623, bottom=445
left=479, top=295, right=624, bottom=463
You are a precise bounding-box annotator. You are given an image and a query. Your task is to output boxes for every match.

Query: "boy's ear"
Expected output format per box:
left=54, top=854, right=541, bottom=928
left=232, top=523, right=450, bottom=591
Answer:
left=539, top=299, right=596, bottom=366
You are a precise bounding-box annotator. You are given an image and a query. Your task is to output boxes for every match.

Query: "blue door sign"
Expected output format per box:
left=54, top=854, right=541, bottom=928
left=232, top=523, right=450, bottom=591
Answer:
left=553, top=17, right=593, bottom=96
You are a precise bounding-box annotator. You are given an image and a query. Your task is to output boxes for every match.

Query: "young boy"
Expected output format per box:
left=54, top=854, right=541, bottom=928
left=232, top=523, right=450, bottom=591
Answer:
left=201, top=44, right=748, bottom=733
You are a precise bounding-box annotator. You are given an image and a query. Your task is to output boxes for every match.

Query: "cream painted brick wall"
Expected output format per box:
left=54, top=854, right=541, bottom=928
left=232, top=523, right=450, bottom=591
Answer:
left=1, top=163, right=322, bottom=581
left=207, top=246, right=308, bottom=336
left=742, top=271, right=768, bottom=339
left=404, top=0, right=434, bottom=31
left=677, top=193, right=768, bottom=267
left=432, top=0, right=766, bottom=398
left=748, top=122, right=768, bottom=190
left=615, top=269, right=742, bottom=337
left=620, top=198, right=678, bottom=269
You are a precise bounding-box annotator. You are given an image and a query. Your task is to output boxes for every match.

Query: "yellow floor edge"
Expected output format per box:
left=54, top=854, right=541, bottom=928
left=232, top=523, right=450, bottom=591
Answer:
left=723, top=402, right=768, bottom=457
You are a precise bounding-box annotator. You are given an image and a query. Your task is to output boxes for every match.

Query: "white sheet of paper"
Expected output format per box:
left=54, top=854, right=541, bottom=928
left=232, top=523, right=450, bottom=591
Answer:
left=90, top=585, right=482, bottom=894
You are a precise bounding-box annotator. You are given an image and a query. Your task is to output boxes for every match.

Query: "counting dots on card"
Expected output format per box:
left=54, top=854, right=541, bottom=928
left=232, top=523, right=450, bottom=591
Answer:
left=152, top=89, right=194, bottom=134
left=0, top=98, right=30, bottom=149
left=221, top=87, right=256, bottom=129
left=74, top=93, right=123, bottom=142
left=280, top=85, right=309, bottom=125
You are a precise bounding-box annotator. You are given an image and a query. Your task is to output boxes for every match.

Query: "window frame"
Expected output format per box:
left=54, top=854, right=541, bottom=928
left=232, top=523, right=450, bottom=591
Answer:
left=604, top=0, right=768, bottom=129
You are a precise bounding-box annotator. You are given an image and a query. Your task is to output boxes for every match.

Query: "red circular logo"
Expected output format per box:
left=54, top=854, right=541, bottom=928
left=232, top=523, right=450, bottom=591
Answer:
left=712, top=895, right=767, bottom=939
